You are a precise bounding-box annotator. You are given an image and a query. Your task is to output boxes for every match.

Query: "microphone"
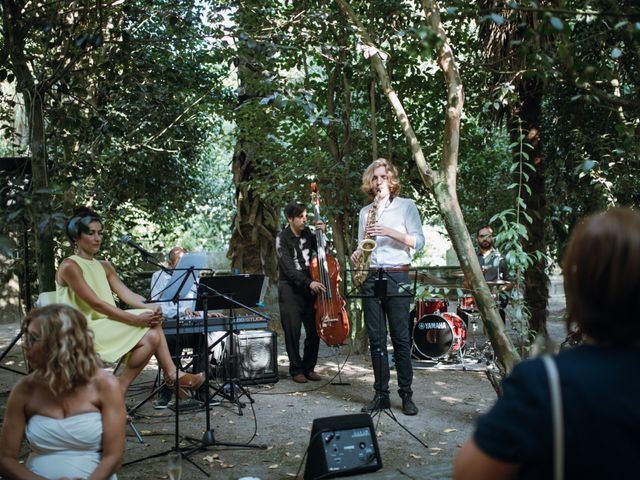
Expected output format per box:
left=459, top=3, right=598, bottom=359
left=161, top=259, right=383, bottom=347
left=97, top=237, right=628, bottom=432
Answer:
left=119, top=234, right=153, bottom=258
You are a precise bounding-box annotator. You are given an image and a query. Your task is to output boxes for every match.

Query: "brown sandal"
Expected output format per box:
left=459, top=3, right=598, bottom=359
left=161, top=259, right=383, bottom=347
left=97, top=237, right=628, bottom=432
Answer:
left=166, top=372, right=205, bottom=390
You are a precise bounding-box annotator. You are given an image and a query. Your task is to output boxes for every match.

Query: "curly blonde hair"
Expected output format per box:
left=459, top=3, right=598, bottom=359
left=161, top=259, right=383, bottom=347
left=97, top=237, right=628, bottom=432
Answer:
left=361, top=158, right=402, bottom=200
left=23, top=304, right=101, bottom=395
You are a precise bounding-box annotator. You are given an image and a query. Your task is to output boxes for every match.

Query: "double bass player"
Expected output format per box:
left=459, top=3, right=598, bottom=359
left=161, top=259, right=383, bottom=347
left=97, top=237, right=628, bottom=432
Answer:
left=276, top=200, right=326, bottom=384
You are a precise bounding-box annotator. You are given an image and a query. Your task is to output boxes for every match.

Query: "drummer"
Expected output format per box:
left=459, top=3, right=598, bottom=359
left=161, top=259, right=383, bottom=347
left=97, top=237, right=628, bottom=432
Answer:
left=476, top=225, right=513, bottom=322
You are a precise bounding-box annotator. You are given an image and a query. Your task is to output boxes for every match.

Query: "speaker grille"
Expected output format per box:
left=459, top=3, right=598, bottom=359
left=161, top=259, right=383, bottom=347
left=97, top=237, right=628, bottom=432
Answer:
left=235, top=330, right=278, bottom=385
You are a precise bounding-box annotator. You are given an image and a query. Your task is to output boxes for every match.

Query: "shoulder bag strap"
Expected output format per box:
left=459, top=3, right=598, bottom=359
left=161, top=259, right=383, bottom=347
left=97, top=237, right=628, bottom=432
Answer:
left=542, top=354, right=564, bottom=480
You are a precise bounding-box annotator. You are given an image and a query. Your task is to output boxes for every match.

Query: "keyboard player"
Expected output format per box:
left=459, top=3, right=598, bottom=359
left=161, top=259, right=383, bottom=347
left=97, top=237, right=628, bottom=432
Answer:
left=150, top=246, right=224, bottom=408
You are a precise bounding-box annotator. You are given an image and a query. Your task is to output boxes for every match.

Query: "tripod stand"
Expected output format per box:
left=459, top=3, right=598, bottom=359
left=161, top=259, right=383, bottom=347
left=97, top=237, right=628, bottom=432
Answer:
left=175, top=274, right=269, bottom=466
left=124, top=253, right=213, bottom=475
left=348, top=267, right=429, bottom=450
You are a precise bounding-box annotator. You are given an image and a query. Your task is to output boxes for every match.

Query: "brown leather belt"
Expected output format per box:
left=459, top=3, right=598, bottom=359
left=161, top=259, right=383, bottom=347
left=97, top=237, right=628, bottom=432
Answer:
left=369, top=265, right=410, bottom=273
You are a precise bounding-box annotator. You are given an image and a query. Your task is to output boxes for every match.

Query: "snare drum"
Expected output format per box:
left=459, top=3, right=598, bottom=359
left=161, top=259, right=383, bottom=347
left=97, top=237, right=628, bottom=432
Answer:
left=412, top=312, right=467, bottom=359
left=458, top=294, right=477, bottom=311
left=415, top=298, right=449, bottom=317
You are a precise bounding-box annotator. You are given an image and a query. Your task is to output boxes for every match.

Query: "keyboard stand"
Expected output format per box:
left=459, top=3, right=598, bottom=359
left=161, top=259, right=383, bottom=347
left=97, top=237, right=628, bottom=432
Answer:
left=207, top=313, right=255, bottom=416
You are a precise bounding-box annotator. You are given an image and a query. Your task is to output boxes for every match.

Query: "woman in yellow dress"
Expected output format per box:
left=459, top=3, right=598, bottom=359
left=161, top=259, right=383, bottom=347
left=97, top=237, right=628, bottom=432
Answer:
left=56, top=207, right=204, bottom=396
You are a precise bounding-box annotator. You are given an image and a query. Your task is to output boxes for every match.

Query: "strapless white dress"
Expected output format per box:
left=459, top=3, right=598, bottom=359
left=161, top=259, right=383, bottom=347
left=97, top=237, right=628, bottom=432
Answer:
left=25, top=411, right=117, bottom=480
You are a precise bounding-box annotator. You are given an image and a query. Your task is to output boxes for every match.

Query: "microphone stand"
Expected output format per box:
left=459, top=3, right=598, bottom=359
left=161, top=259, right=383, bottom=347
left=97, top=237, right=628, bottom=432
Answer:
left=347, top=267, right=429, bottom=451
left=182, top=278, right=268, bottom=462
left=123, top=256, right=211, bottom=475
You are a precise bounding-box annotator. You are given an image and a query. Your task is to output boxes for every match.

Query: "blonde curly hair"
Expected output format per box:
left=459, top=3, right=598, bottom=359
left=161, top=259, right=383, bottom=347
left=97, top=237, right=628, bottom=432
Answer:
left=361, top=158, right=402, bottom=200
left=23, top=304, right=101, bottom=395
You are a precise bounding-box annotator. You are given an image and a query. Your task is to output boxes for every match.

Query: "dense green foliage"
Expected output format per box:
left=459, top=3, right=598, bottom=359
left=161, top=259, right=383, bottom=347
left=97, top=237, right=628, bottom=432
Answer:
left=1, top=1, right=638, bottom=336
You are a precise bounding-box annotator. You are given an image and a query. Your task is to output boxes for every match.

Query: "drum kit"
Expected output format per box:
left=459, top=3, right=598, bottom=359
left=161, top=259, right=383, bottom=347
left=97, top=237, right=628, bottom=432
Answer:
left=410, top=281, right=507, bottom=366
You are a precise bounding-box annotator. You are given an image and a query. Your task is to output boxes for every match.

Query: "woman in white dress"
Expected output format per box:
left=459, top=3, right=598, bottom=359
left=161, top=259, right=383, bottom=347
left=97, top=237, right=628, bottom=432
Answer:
left=0, top=304, right=125, bottom=479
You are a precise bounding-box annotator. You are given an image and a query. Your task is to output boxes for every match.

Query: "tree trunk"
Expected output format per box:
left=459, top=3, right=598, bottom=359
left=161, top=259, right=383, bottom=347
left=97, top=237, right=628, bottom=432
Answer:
left=5, top=3, right=57, bottom=293
left=27, top=92, right=57, bottom=293
left=226, top=5, right=279, bottom=281
left=510, top=81, right=549, bottom=338
left=227, top=146, right=279, bottom=279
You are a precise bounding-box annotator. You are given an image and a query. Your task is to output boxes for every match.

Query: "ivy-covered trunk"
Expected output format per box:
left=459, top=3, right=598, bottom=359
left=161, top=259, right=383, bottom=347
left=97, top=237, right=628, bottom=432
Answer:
left=226, top=3, right=279, bottom=282
left=511, top=83, right=549, bottom=338
left=27, top=92, right=57, bottom=293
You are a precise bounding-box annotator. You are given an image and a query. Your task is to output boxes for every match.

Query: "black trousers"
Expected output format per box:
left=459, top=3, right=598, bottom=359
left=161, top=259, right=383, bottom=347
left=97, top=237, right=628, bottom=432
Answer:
left=362, top=271, right=413, bottom=398
left=278, top=282, right=320, bottom=377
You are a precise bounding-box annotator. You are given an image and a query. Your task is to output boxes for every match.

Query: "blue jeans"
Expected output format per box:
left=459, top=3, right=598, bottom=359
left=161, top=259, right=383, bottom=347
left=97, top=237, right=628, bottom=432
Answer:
left=362, top=270, right=413, bottom=398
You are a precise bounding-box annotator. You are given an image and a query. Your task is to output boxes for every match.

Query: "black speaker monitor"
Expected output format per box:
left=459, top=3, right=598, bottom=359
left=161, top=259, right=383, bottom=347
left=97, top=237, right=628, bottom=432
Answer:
left=304, top=413, right=382, bottom=480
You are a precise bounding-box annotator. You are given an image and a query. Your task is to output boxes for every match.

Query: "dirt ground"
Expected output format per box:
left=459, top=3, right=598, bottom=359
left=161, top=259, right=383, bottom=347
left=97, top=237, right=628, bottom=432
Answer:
left=0, top=278, right=567, bottom=480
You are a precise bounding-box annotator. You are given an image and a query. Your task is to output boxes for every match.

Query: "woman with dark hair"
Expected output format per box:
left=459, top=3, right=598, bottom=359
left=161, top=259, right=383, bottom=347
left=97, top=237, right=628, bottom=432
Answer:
left=56, top=207, right=204, bottom=395
left=454, top=207, right=640, bottom=479
left=0, top=304, right=124, bottom=479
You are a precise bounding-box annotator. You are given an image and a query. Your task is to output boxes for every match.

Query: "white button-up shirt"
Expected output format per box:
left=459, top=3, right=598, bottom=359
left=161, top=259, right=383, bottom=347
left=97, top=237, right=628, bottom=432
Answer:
left=357, top=196, right=425, bottom=267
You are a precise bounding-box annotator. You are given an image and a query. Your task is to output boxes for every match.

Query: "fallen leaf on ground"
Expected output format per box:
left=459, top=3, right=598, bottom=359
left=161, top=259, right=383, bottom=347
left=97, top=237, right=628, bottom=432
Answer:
left=410, top=453, right=422, bottom=459
left=268, top=464, right=279, bottom=469
left=443, top=428, right=458, bottom=433
left=440, top=396, right=462, bottom=404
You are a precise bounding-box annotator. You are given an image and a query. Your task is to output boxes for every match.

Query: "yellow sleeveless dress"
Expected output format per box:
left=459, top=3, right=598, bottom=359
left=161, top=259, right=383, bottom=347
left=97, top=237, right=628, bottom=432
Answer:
left=56, top=255, right=150, bottom=363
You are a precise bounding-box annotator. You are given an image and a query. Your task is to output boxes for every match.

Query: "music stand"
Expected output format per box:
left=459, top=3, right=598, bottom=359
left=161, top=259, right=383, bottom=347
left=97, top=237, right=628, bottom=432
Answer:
left=346, top=267, right=429, bottom=450
left=196, top=274, right=267, bottom=413
left=175, top=274, right=269, bottom=464
left=124, top=257, right=213, bottom=476
left=135, top=252, right=207, bottom=416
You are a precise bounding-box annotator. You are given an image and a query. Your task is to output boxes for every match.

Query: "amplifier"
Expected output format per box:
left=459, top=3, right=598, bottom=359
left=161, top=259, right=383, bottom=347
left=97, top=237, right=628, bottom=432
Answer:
left=304, top=413, right=382, bottom=479
left=233, top=330, right=279, bottom=385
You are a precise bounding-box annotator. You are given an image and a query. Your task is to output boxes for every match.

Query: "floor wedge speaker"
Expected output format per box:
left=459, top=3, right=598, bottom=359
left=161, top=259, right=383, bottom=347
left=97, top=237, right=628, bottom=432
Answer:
left=234, top=330, right=279, bottom=385
left=304, top=413, right=382, bottom=479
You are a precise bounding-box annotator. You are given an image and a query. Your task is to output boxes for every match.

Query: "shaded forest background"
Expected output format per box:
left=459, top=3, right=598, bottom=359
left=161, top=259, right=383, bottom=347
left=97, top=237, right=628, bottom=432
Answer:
left=1, top=0, right=638, bottom=369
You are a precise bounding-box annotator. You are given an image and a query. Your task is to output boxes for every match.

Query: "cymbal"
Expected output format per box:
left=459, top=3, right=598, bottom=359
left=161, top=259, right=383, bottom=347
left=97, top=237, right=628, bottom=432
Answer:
left=410, top=270, right=448, bottom=284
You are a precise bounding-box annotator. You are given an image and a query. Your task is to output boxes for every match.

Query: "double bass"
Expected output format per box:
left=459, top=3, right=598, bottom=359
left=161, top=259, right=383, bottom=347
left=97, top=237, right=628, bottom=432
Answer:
left=309, top=183, right=350, bottom=346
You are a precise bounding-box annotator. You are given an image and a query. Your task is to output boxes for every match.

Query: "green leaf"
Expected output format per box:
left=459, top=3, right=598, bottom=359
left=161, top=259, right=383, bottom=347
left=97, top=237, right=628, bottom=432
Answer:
left=610, top=47, right=623, bottom=59
left=550, top=17, right=564, bottom=31
left=581, top=160, right=597, bottom=172
left=0, top=235, right=14, bottom=257
left=490, top=13, right=505, bottom=26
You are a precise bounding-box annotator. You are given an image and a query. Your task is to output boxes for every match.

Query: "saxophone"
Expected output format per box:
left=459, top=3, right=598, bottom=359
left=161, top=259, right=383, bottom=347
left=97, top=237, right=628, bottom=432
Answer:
left=352, top=196, right=379, bottom=287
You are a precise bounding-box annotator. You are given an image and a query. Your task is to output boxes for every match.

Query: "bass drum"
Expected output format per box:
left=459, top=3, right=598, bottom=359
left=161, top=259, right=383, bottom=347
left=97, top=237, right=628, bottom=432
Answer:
left=412, top=313, right=467, bottom=359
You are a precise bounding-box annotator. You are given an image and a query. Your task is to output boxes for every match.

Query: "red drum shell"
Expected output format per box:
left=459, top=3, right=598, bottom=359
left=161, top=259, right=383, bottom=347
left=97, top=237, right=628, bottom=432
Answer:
left=458, top=294, right=477, bottom=311
left=412, top=313, right=467, bottom=359
left=415, top=298, right=449, bottom=317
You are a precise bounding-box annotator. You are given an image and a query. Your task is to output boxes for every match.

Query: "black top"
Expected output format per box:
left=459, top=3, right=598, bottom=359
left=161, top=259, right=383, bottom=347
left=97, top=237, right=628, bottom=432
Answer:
left=477, top=248, right=513, bottom=283
left=474, top=344, right=640, bottom=479
left=276, top=226, right=318, bottom=290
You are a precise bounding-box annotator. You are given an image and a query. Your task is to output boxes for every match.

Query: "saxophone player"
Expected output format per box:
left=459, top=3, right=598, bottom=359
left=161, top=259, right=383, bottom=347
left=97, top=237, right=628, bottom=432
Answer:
left=350, top=158, right=425, bottom=415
